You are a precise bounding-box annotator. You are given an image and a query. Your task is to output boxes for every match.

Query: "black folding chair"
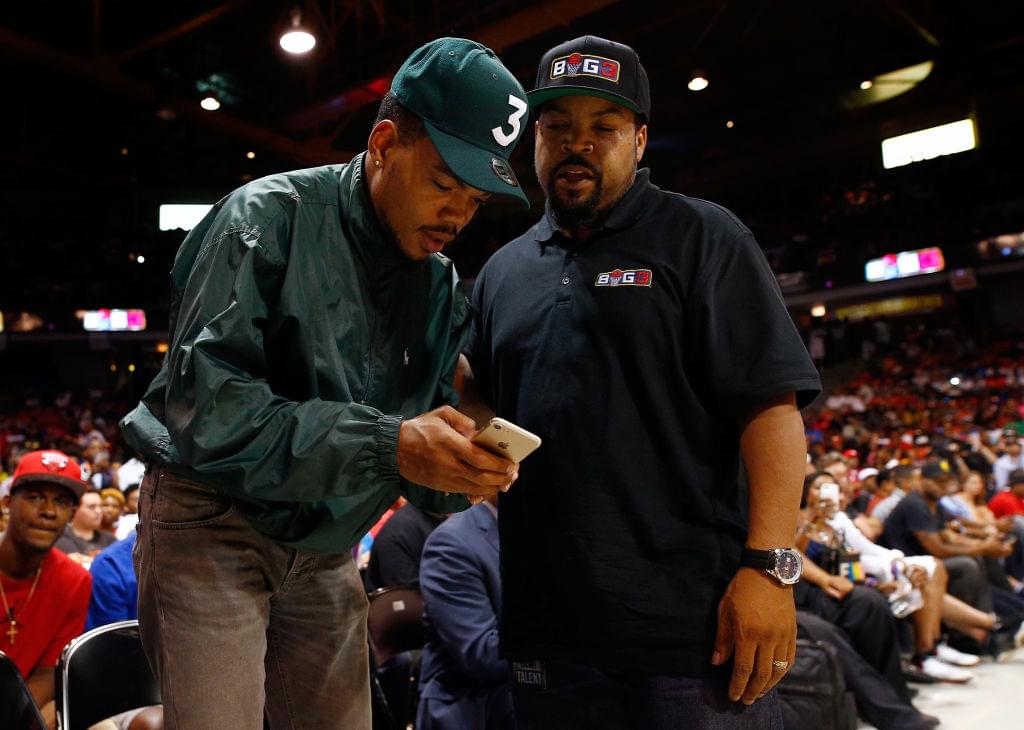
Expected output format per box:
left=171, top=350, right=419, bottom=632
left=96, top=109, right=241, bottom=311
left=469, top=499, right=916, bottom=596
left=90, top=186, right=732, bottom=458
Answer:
left=56, top=620, right=161, bottom=730
left=0, top=649, right=46, bottom=730
left=367, top=584, right=427, bottom=730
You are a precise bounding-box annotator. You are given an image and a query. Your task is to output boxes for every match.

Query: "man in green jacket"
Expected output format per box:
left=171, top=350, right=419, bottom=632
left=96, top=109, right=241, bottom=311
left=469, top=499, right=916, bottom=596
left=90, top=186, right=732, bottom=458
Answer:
left=120, top=38, right=529, bottom=730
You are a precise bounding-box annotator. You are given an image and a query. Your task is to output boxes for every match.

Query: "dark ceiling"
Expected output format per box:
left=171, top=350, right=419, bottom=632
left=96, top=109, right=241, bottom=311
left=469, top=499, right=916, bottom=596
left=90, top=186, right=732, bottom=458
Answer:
left=4, top=0, right=1023, bottom=189
left=1, top=0, right=1023, bottom=320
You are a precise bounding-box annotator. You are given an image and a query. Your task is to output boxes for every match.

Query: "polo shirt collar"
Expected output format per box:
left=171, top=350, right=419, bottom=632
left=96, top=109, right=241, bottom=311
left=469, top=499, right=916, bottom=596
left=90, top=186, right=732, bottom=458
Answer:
left=534, top=167, right=654, bottom=244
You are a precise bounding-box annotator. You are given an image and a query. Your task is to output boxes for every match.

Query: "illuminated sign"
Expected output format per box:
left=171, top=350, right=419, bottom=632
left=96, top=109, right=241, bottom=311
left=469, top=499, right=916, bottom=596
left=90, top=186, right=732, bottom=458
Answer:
left=865, top=247, right=945, bottom=283
left=159, top=204, right=213, bottom=231
left=82, top=309, right=147, bottom=332
left=834, top=294, right=945, bottom=321
left=976, top=231, right=1024, bottom=260
left=881, top=119, right=977, bottom=169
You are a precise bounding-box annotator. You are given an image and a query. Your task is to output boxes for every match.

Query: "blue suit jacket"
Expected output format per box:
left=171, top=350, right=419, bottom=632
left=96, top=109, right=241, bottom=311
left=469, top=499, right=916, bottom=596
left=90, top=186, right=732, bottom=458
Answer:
left=417, top=504, right=513, bottom=730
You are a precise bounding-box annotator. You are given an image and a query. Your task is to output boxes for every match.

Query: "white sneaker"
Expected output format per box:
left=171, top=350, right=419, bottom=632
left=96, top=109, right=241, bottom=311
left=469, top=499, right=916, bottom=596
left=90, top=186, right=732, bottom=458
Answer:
left=935, top=643, right=981, bottom=667
left=918, top=656, right=974, bottom=683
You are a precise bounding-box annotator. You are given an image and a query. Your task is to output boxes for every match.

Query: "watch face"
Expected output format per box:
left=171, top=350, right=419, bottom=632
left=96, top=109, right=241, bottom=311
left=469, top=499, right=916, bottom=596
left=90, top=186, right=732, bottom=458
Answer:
left=774, top=550, right=803, bottom=584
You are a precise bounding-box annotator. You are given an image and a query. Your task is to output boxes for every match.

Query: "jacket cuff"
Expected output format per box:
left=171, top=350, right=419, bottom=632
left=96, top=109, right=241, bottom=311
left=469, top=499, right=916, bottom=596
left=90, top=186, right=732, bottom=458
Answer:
left=375, top=415, right=403, bottom=484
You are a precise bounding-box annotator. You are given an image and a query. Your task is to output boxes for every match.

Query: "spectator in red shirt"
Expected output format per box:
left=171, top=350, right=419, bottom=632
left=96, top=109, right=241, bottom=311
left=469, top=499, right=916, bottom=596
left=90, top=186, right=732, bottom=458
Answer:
left=989, top=469, right=1024, bottom=520
left=0, top=450, right=92, bottom=729
left=989, top=470, right=1024, bottom=576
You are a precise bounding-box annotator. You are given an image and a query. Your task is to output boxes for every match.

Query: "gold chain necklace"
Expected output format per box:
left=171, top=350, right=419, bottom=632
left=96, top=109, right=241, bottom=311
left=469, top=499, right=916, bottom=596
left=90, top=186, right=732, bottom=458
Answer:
left=0, top=567, right=43, bottom=646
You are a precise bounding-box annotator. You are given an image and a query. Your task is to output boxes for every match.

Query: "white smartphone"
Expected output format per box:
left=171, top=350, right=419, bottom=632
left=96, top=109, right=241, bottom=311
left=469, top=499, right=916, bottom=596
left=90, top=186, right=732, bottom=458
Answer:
left=472, top=417, right=542, bottom=464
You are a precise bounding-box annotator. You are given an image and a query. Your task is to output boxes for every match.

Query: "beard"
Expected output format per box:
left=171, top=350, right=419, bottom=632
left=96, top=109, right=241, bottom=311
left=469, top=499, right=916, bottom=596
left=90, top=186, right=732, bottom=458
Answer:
left=550, top=159, right=604, bottom=230
left=542, top=153, right=603, bottom=230
left=541, top=151, right=636, bottom=231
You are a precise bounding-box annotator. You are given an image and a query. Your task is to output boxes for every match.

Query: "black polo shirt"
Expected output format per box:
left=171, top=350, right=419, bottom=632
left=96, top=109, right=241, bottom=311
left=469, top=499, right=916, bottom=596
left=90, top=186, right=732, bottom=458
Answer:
left=880, top=492, right=949, bottom=557
left=466, top=169, right=821, bottom=677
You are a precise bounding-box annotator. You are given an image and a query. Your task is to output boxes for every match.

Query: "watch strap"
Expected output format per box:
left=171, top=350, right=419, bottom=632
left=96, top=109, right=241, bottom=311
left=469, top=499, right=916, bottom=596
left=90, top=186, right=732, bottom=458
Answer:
left=740, top=548, right=773, bottom=571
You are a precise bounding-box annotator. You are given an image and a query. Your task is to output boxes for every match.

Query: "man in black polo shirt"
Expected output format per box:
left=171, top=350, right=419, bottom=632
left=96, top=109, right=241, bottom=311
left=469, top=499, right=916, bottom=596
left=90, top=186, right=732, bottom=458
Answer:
left=882, top=462, right=1011, bottom=615
left=462, top=36, right=821, bottom=728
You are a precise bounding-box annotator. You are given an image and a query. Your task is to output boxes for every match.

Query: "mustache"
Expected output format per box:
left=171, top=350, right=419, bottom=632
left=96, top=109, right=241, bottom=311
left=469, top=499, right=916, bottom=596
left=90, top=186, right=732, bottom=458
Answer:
left=419, top=224, right=458, bottom=237
left=553, top=154, right=599, bottom=178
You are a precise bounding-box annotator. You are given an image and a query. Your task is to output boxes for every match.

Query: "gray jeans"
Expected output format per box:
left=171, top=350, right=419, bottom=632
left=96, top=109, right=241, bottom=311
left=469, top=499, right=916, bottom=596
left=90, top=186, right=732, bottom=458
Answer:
left=135, top=466, right=370, bottom=730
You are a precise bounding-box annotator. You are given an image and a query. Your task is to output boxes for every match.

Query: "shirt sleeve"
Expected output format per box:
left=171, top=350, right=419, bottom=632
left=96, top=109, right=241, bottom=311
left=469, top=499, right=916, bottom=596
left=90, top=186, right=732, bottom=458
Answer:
left=41, top=571, right=91, bottom=668
left=419, top=518, right=507, bottom=684
left=904, top=498, right=940, bottom=535
left=988, top=493, right=1012, bottom=518
left=161, top=227, right=404, bottom=503
left=86, top=551, right=130, bottom=631
left=688, top=229, right=821, bottom=414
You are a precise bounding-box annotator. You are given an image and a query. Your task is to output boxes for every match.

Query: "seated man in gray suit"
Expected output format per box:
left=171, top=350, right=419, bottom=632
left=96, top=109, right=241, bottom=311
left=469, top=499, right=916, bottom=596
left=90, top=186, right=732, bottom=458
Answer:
left=418, top=496, right=513, bottom=729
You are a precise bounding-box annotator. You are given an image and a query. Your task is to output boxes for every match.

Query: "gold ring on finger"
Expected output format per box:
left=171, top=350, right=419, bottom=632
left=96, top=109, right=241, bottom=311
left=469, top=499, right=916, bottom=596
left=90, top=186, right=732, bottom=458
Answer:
left=772, top=660, right=789, bottom=670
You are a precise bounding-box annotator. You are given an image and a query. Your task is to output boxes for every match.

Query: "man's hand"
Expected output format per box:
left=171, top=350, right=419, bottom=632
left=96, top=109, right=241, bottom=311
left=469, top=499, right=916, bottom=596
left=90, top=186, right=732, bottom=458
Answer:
left=980, top=536, right=1014, bottom=559
left=397, top=406, right=516, bottom=497
left=996, top=516, right=1016, bottom=533
left=711, top=569, right=797, bottom=705
left=822, top=574, right=855, bottom=600
left=906, top=564, right=928, bottom=589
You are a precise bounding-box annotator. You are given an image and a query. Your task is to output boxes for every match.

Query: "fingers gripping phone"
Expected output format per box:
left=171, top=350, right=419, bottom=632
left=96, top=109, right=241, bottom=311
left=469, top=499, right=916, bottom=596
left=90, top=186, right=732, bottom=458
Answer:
left=471, top=418, right=542, bottom=464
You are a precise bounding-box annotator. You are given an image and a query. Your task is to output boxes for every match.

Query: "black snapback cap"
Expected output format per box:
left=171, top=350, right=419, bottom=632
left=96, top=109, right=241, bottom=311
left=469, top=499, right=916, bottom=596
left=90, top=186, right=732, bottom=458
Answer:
left=527, top=35, right=651, bottom=121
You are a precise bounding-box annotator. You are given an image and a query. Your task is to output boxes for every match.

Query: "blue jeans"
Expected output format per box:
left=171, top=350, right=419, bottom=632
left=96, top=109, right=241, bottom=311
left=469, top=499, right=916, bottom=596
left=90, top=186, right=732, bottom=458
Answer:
left=135, top=465, right=371, bottom=729
left=510, top=658, right=782, bottom=729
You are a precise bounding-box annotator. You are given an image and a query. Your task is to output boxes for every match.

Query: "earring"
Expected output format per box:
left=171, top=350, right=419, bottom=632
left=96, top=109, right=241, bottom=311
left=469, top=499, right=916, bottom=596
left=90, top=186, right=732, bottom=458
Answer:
left=374, top=159, right=381, bottom=168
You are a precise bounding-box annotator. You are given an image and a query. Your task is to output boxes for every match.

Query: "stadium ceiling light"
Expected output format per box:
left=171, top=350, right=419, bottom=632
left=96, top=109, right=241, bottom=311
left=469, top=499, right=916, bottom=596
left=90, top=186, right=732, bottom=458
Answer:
left=279, top=10, right=317, bottom=55
left=860, top=79, right=874, bottom=90
left=726, top=119, right=735, bottom=129
left=687, top=70, right=709, bottom=92
left=200, top=95, right=221, bottom=111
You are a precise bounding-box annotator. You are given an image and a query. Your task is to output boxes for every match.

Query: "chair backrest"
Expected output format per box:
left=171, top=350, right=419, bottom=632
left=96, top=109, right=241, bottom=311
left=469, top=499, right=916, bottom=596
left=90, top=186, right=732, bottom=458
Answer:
left=56, top=620, right=161, bottom=730
left=366, top=584, right=426, bottom=666
left=0, top=649, right=46, bottom=730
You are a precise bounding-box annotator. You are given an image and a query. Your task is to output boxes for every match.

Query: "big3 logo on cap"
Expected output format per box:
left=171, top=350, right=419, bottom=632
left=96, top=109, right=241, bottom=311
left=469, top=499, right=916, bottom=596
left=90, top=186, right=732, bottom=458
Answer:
left=550, top=52, right=620, bottom=83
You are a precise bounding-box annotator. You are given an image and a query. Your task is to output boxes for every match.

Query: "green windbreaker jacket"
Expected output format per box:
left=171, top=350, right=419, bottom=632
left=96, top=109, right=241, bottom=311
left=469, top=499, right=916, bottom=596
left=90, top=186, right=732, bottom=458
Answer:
left=120, top=153, right=472, bottom=553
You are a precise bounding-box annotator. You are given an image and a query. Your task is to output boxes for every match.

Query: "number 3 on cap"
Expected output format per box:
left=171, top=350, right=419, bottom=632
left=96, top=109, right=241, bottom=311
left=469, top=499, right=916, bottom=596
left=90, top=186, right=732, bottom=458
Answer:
left=491, top=95, right=528, bottom=147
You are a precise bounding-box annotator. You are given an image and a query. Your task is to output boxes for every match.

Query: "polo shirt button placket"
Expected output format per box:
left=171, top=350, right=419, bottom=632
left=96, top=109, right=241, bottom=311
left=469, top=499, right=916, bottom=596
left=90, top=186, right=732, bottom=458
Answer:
left=561, top=275, right=571, bottom=285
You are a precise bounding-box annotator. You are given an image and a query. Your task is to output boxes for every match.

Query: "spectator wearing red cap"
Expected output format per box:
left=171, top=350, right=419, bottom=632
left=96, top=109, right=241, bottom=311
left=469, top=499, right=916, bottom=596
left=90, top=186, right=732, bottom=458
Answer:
left=0, top=449, right=92, bottom=729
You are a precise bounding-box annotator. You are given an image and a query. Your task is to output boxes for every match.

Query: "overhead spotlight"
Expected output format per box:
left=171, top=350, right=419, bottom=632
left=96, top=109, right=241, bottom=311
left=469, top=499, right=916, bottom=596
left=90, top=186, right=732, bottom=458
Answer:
left=725, top=119, right=735, bottom=129
left=860, top=79, right=874, bottom=90
left=120, top=147, right=129, bottom=156
left=280, top=10, right=316, bottom=55
left=137, top=255, right=146, bottom=264
left=200, top=95, right=221, bottom=111
left=687, top=70, right=709, bottom=92
left=246, top=151, right=256, bottom=160
left=949, top=376, right=961, bottom=387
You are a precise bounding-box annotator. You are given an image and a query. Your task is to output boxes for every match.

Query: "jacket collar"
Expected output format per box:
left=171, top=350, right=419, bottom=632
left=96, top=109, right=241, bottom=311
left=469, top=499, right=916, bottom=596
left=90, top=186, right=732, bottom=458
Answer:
left=339, top=152, right=424, bottom=269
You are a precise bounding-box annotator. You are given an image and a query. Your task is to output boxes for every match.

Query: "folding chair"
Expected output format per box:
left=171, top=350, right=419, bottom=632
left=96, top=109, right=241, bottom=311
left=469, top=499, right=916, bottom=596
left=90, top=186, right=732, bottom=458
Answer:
left=0, top=649, right=46, bottom=730
left=56, top=620, right=161, bottom=730
left=367, top=584, right=427, bottom=730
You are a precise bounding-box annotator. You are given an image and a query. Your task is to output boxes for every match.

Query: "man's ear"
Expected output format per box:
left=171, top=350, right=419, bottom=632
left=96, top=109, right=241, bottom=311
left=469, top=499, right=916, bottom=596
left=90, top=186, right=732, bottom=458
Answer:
left=635, top=124, right=648, bottom=163
left=367, top=119, right=399, bottom=166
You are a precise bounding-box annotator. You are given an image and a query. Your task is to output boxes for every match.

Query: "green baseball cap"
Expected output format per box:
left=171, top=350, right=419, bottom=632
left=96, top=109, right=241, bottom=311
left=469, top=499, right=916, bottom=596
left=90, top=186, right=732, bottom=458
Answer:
left=391, top=38, right=530, bottom=206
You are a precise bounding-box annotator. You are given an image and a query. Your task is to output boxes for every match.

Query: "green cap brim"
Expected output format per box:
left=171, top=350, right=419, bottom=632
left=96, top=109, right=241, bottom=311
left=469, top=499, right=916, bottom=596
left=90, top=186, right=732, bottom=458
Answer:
left=527, top=86, right=643, bottom=115
left=422, top=121, right=529, bottom=207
